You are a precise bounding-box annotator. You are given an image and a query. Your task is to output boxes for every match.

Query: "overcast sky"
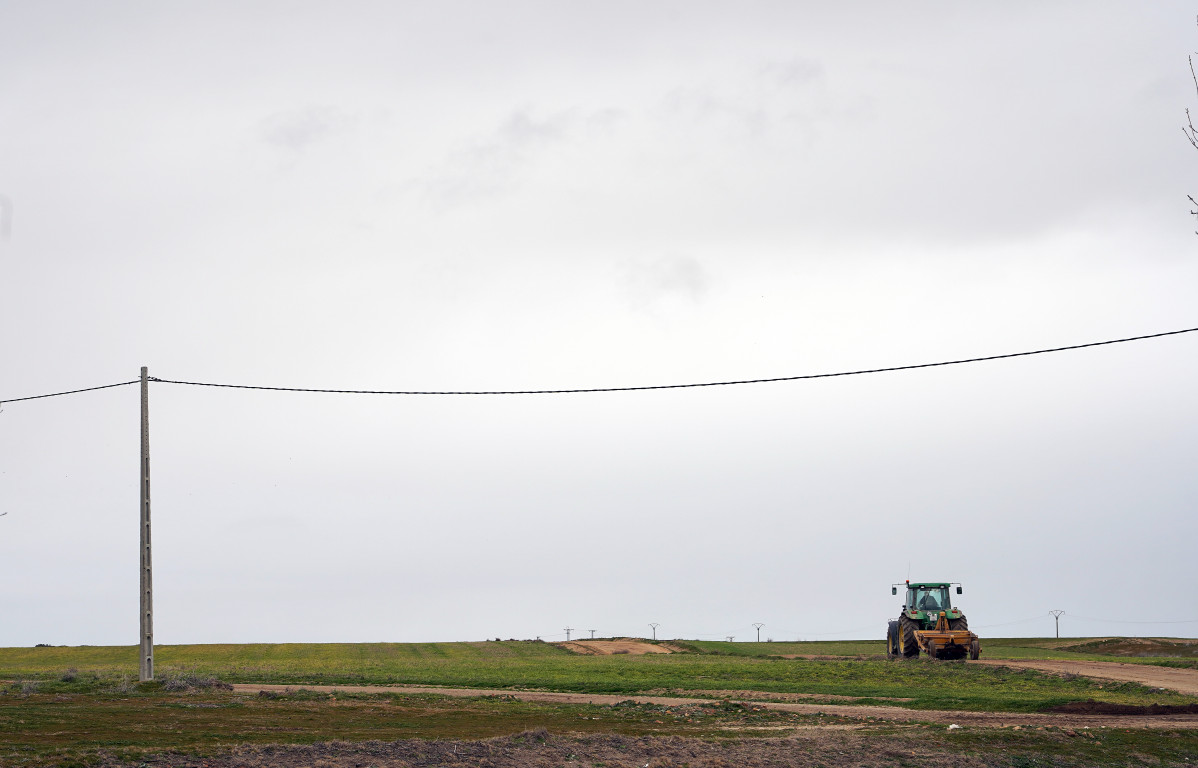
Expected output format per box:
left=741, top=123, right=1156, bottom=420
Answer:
left=1, top=1, right=1196, bottom=648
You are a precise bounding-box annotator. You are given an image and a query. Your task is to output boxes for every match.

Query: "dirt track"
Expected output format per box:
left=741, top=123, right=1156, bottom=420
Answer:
left=230, top=682, right=1198, bottom=730
left=557, top=639, right=679, bottom=655
left=975, top=658, right=1198, bottom=695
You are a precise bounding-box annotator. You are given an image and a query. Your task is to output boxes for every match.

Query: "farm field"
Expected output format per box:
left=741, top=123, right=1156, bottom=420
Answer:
left=682, top=636, right=1198, bottom=666
left=1, top=638, right=1196, bottom=767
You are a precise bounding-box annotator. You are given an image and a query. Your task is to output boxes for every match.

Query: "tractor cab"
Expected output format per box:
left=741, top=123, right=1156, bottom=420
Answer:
left=909, top=585, right=950, bottom=613
left=894, top=581, right=964, bottom=625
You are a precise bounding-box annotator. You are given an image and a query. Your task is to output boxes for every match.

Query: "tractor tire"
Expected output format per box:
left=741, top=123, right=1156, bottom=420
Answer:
left=949, top=615, right=969, bottom=632
left=886, top=620, right=899, bottom=657
left=970, top=638, right=981, bottom=660
left=898, top=615, right=920, bottom=658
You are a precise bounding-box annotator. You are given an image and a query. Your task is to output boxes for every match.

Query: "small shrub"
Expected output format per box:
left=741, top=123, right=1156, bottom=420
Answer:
left=60, top=668, right=78, bottom=683
left=512, top=727, right=549, bottom=743
left=160, top=672, right=233, bottom=692
left=21, top=681, right=39, bottom=694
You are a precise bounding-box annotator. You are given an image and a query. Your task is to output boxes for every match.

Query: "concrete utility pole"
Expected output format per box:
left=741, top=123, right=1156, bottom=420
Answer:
left=139, top=367, right=154, bottom=681
left=564, top=627, right=573, bottom=641
left=753, top=623, right=764, bottom=642
left=649, top=623, right=659, bottom=641
left=0, top=194, right=11, bottom=240
left=1050, top=610, right=1065, bottom=639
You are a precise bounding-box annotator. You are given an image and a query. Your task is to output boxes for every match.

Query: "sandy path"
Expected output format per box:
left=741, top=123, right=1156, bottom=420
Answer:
left=975, top=658, right=1198, bottom=695
left=230, top=683, right=1198, bottom=730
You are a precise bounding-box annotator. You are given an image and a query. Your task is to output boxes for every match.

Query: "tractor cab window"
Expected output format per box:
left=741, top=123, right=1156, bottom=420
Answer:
left=915, top=586, right=950, bottom=612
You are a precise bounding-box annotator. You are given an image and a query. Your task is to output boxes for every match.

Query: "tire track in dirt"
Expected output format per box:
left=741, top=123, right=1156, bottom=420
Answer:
left=973, top=658, right=1198, bottom=695
left=230, top=683, right=1198, bottom=730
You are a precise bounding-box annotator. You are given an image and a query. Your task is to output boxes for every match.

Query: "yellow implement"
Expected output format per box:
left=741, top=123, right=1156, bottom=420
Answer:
left=915, top=611, right=980, bottom=660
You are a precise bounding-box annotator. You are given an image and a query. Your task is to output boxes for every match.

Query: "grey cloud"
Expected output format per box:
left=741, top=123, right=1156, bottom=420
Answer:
left=759, top=57, right=825, bottom=88
left=418, top=106, right=620, bottom=206
left=657, top=58, right=834, bottom=139
left=496, top=108, right=572, bottom=148
left=261, top=106, right=349, bottom=150
left=620, top=255, right=709, bottom=310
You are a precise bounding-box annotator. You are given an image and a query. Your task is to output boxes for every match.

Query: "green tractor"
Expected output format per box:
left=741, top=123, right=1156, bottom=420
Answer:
left=886, top=580, right=980, bottom=660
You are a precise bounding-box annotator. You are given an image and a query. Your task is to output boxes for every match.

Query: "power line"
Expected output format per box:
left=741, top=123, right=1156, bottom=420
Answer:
left=0, top=379, right=138, bottom=405
left=1064, top=614, right=1198, bottom=625
left=2, top=326, right=1196, bottom=404
left=974, top=614, right=1055, bottom=629
left=152, top=326, right=1198, bottom=396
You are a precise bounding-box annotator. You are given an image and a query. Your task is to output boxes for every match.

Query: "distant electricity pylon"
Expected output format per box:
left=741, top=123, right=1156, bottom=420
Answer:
left=564, top=627, right=573, bottom=641
left=726, top=636, right=734, bottom=642
left=753, top=623, right=764, bottom=642
left=588, top=629, right=596, bottom=639
left=1050, top=610, right=1065, bottom=639
left=649, top=623, right=659, bottom=641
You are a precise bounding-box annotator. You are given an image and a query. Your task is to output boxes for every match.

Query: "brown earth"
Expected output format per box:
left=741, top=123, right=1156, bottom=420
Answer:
left=557, top=639, right=685, bottom=655
left=80, top=730, right=1084, bottom=768
left=229, top=683, right=1198, bottom=730
left=973, top=658, right=1198, bottom=695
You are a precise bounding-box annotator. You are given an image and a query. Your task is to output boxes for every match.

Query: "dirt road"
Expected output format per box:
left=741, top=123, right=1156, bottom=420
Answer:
left=230, top=682, right=1198, bottom=730
left=975, top=658, right=1198, bottom=695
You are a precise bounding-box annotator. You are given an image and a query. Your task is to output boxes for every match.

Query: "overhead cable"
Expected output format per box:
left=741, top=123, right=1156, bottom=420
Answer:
left=150, top=326, right=1198, bottom=396
left=2, top=326, right=1196, bottom=404
left=974, top=614, right=1054, bottom=629
left=1064, top=614, right=1198, bottom=625
left=0, top=380, right=139, bottom=405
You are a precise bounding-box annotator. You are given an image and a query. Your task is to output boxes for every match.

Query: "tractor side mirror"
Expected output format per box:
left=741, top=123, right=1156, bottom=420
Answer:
left=891, top=587, right=897, bottom=595
left=956, top=586, right=963, bottom=594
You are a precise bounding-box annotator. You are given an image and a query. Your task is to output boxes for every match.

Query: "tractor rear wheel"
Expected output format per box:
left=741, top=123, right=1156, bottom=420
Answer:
left=949, top=615, right=969, bottom=632
left=898, top=616, right=920, bottom=658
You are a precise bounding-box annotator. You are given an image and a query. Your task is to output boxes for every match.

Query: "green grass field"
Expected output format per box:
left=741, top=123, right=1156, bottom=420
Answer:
left=682, top=636, right=1198, bottom=666
left=1, top=639, right=1195, bottom=767
left=1, top=638, right=1193, bottom=713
